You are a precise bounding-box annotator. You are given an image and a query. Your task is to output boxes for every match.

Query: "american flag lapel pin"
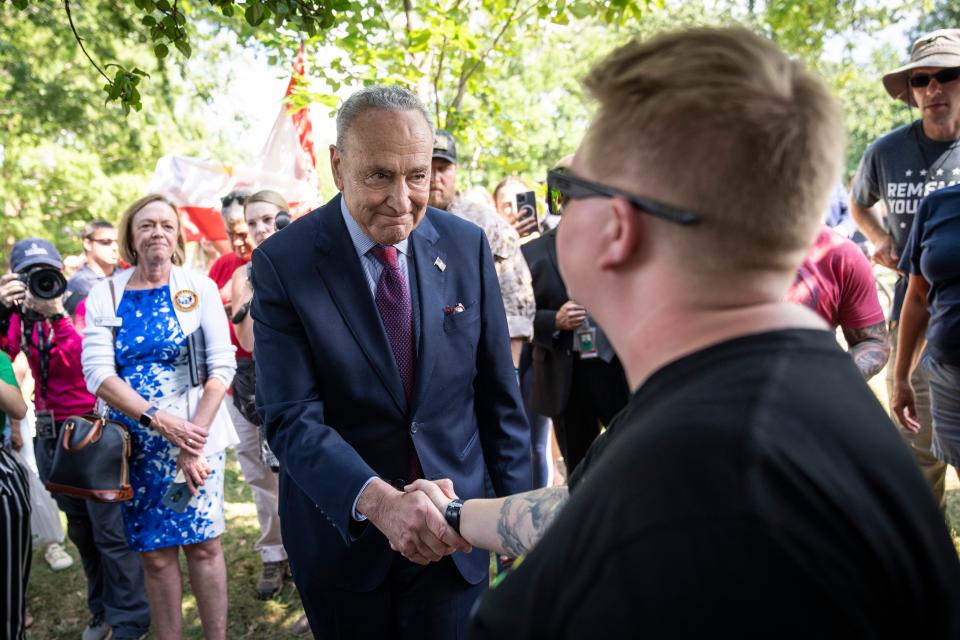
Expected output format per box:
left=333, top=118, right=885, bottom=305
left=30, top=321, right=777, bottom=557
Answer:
left=434, top=257, right=446, bottom=272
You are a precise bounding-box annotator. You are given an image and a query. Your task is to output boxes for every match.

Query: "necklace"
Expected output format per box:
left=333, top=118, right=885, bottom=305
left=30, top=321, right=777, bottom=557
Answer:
left=912, top=120, right=960, bottom=179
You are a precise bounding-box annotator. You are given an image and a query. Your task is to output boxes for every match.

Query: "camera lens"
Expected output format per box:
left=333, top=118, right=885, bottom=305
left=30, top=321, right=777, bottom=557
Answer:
left=28, top=267, right=67, bottom=300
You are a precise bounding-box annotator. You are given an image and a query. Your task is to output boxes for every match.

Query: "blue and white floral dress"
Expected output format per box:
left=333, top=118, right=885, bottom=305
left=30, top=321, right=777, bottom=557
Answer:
left=110, top=286, right=226, bottom=552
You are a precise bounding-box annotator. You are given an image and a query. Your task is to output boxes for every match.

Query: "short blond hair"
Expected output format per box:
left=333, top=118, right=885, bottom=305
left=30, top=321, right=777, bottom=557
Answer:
left=244, top=189, right=288, bottom=214
left=582, top=26, right=844, bottom=271
left=117, top=194, right=186, bottom=266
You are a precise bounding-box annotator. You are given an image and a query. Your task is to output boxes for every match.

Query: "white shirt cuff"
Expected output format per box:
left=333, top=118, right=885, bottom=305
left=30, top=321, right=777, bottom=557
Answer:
left=352, top=476, right=379, bottom=521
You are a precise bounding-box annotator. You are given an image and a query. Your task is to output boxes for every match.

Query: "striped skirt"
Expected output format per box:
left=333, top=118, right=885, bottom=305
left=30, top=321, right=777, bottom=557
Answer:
left=0, top=447, right=31, bottom=640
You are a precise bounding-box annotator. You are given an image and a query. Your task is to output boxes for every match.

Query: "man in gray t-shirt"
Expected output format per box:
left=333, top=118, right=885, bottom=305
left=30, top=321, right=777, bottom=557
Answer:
left=850, top=28, right=960, bottom=509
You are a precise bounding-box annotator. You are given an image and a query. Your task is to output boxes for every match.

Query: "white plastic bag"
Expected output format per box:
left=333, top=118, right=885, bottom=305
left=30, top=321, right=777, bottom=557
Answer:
left=9, top=447, right=65, bottom=545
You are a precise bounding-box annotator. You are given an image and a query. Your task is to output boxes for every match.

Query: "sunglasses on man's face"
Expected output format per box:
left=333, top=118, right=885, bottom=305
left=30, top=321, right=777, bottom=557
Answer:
left=87, top=238, right=118, bottom=246
left=545, top=169, right=702, bottom=225
left=909, top=67, right=960, bottom=89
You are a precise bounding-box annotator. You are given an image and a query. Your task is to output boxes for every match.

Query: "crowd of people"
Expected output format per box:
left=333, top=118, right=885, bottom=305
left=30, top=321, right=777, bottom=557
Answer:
left=2, top=22, right=960, bottom=640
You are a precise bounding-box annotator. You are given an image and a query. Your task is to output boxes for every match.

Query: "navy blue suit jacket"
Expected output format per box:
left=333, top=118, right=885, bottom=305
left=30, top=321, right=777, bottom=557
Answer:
left=252, top=195, right=533, bottom=591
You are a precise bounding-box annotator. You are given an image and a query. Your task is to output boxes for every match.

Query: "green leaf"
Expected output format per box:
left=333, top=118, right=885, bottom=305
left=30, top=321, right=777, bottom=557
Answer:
left=11, top=0, right=27, bottom=9
left=141, top=15, right=157, bottom=26
left=245, top=3, right=264, bottom=26
left=568, top=2, right=591, bottom=19
left=154, top=43, right=168, bottom=58
left=174, top=40, right=192, bottom=57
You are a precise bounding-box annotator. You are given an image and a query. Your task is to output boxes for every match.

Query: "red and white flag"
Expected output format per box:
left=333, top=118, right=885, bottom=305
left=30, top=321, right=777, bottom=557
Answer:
left=148, top=42, right=321, bottom=245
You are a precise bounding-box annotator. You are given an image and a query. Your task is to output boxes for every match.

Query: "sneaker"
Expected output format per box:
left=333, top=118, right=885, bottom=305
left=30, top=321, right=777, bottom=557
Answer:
left=255, top=560, right=288, bottom=600
left=291, top=614, right=311, bottom=636
left=82, top=615, right=113, bottom=640
left=44, top=542, right=74, bottom=571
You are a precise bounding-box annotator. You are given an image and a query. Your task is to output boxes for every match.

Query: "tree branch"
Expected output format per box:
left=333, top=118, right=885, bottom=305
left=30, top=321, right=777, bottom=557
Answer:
left=446, top=0, right=538, bottom=116
left=64, top=0, right=110, bottom=82
left=433, top=37, right=447, bottom=127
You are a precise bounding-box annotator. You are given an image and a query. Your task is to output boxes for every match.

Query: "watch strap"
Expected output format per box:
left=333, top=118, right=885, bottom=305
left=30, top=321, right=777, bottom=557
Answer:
left=139, top=405, right=159, bottom=428
left=444, top=498, right=464, bottom=534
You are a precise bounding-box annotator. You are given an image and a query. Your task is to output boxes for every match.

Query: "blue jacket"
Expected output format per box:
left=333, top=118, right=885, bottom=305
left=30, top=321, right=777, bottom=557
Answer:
left=252, top=195, right=533, bottom=590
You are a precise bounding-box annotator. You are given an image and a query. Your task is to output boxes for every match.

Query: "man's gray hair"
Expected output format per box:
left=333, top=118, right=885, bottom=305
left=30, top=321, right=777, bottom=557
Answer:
left=335, top=85, right=432, bottom=150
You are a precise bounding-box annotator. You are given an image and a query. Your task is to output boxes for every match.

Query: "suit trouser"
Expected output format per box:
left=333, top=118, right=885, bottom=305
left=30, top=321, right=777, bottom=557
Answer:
left=887, top=324, right=947, bottom=509
left=35, top=437, right=150, bottom=639
left=0, top=448, right=31, bottom=640
left=228, top=401, right=286, bottom=562
left=300, top=555, right=485, bottom=640
left=520, top=343, right=551, bottom=488
left=553, top=357, right=630, bottom=475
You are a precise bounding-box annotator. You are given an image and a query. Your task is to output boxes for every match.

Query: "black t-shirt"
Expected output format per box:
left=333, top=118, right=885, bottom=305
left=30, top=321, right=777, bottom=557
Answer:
left=470, top=330, right=960, bottom=639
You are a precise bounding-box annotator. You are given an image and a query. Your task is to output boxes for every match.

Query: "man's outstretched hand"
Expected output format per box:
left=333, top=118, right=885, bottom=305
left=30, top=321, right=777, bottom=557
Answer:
left=358, top=479, right=471, bottom=565
left=405, top=478, right=458, bottom=513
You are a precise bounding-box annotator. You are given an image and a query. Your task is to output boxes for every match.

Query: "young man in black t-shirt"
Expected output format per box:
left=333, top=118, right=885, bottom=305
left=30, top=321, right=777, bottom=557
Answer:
left=404, top=26, right=960, bottom=638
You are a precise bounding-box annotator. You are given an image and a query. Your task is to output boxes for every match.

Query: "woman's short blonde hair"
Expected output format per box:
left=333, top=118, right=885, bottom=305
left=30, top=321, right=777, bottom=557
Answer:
left=244, top=190, right=288, bottom=215
left=117, top=194, right=186, bottom=266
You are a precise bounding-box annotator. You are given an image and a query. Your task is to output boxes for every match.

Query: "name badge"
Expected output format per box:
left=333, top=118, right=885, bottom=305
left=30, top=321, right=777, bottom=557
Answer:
left=94, top=316, right=123, bottom=328
left=574, top=325, right=599, bottom=360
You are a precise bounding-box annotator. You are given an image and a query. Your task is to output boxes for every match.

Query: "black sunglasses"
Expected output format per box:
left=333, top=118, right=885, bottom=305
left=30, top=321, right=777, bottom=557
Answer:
left=546, top=169, right=702, bottom=225
left=909, top=67, right=960, bottom=88
left=86, top=237, right=117, bottom=246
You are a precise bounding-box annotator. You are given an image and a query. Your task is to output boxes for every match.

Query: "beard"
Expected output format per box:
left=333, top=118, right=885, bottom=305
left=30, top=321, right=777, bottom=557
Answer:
left=428, top=189, right=453, bottom=211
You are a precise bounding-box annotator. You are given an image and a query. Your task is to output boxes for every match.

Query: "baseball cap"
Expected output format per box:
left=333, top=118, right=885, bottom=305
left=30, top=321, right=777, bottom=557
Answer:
left=10, top=238, right=63, bottom=272
left=883, top=29, right=960, bottom=104
left=433, top=129, right=458, bottom=164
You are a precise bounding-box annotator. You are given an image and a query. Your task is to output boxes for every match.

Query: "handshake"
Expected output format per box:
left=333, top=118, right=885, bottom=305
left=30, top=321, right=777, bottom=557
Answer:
left=362, top=477, right=471, bottom=566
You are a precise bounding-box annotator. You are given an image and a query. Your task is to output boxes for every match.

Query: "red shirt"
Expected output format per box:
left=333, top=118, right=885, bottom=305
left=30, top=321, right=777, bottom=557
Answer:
left=208, top=252, right=252, bottom=359
left=786, top=226, right=885, bottom=330
left=1, top=311, right=96, bottom=419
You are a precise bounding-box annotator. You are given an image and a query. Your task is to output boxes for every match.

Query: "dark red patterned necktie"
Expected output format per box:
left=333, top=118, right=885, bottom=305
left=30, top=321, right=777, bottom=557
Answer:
left=370, top=245, right=416, bottom=402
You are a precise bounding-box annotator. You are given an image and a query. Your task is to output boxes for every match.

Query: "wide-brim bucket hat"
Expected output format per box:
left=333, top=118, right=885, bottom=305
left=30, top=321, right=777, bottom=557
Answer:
left=883, top=29, right=960, bottom=105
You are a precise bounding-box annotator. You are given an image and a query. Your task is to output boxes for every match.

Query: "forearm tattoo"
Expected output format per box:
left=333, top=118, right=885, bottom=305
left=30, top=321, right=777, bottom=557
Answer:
left=496, top=486, right=569, bottom=557
left=843, top=321, right=890, bottom=381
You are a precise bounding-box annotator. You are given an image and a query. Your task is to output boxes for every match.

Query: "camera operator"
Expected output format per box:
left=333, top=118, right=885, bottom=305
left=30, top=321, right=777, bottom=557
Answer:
left=0, top=238, right=150, bottom=640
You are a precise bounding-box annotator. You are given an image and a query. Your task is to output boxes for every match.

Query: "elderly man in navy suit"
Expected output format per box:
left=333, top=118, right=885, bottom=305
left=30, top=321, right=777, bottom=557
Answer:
left=252, top=85, right=533, bottom=639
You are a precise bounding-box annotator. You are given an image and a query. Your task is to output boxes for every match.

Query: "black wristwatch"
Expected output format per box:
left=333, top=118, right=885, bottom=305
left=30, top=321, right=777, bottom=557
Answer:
left=444, top=499, right=464, bottom=534
left=139, top=405, right=159, bottom=428
left=48, top=311, right=67, bottom=322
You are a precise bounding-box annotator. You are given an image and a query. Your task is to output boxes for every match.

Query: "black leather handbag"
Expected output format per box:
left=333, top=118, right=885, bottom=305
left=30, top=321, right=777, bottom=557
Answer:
left=45, top=279, right=133, bottom=503
left=45, top=414, right=132, bottom=502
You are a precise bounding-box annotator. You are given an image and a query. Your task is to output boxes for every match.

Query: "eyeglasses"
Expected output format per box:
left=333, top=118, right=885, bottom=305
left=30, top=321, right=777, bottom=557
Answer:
left=909, top=67, right=960, bottom=88
left=87, top=238, right=118, bottom=246
left=546, top=169, right=702, bottom=225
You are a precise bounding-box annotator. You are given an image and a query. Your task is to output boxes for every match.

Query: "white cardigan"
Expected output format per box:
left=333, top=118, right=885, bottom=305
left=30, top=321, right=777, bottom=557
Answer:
left=82, top=265, right=239, bottom=454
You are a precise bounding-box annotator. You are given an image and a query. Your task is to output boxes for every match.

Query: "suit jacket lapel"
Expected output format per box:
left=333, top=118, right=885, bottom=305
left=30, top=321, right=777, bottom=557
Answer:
left=544, top=228, right=565, bottom=295
left=314, top=195, right=407, bottom=414
left=409, top=213, right=443, bottom=415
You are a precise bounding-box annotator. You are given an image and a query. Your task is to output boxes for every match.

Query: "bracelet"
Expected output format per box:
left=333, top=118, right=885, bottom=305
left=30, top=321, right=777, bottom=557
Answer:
left=444, top=499, right=464, bottom=534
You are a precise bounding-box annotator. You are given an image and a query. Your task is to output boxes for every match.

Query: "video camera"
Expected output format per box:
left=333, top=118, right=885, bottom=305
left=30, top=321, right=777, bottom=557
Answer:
left=17, top=265, right=66, bottom=300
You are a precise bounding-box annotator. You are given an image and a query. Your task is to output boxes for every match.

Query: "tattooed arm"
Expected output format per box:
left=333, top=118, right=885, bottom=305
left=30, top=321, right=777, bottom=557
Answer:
left=842, top=320, right=890, bottom=381
left=405, top=479, right=568, bottom=558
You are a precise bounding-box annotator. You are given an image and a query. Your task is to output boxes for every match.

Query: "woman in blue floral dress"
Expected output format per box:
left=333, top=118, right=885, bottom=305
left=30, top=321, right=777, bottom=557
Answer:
left=82, top=195, right=237, bottom=640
